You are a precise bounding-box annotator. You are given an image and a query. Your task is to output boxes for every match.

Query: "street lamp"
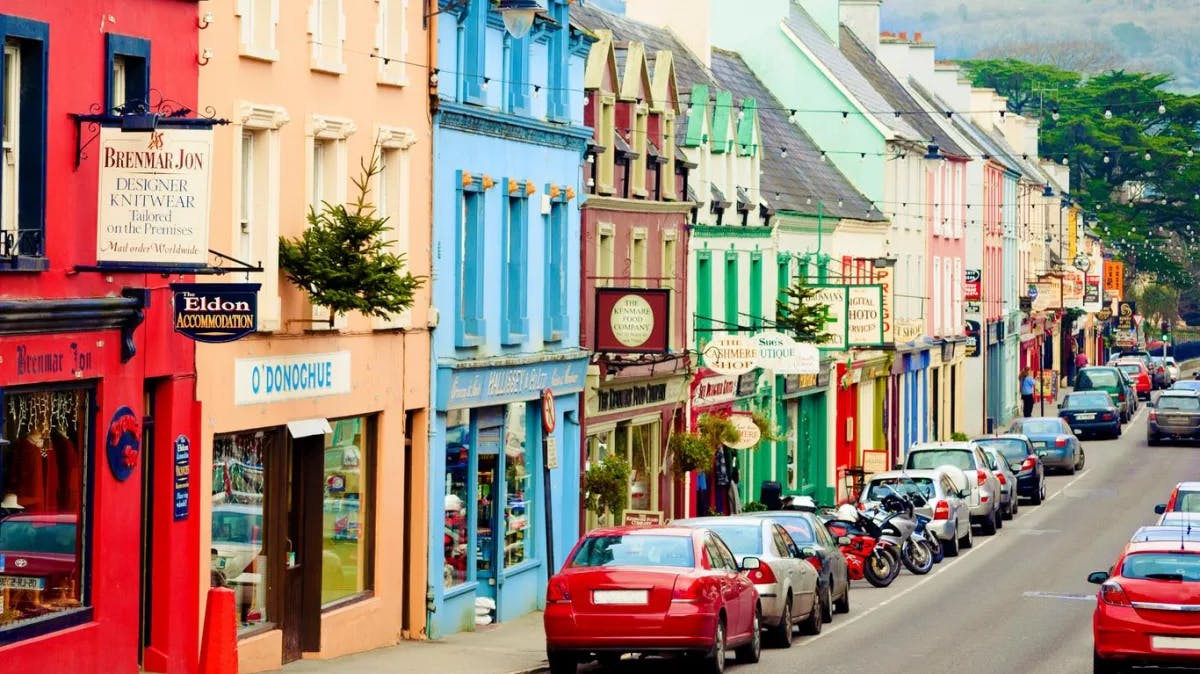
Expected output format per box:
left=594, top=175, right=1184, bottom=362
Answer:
left=495, top=0, right=543, bottom=38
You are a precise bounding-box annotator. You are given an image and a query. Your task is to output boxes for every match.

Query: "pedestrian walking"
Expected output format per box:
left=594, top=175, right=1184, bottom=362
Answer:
left=1075, top=350, right=1089, bottom=371
left=1020, top=369, right=1036, bottom=418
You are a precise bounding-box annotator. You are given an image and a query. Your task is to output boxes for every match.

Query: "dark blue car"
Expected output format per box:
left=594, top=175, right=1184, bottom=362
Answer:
left=973, top=434, right=1046, bottom=505
left=1058, top=391, right=1122, bottom=439
left=747, top=510, right=851, bottom=620
left=1006, top=417, right=1085, bottom=475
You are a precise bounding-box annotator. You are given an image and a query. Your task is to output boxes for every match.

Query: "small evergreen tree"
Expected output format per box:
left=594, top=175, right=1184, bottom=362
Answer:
left=775, top=277, right=833, bottom=343
left=279, top=155, right=425, bottom=321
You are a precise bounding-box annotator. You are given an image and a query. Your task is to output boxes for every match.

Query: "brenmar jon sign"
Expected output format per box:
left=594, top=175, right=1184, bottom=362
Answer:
left=96, top=126, right=214, bottom=267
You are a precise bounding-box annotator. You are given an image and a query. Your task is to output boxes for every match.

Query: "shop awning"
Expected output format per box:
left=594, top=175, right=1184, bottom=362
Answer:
left=287, top=417, right=332, bottom=439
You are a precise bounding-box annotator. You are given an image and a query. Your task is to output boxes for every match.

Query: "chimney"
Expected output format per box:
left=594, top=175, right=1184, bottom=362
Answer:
left=914, top=32, right=922, bottom=43
left=627, top=0, right=712, bottom=67
left=840, top=0, right=882, bottom=53
left=899, top=31, right=907, bottom=40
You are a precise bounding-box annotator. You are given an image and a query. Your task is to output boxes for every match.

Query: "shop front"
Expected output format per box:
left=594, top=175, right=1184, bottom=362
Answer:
left=985, top=320, right=1005, bottom=432
left=834, top=354, right=890, bottom=501
left=776, top=366, right=832, bottom=504
left=685, top=368, right=758, bottom=517
left=429, top=355, right=588, bottom=638
left=582, top=370, right=689, bottom=529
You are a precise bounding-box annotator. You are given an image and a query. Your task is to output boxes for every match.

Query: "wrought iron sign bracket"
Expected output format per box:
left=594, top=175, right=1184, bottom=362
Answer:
left=70, top=97, right=231, bottom=169
left=73, top=249, right=264, bottom=278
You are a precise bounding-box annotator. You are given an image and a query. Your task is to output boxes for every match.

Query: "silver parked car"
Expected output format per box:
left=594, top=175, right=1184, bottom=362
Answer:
left=980, top=446, right=1018, bottom=520
left=857, top=467, right=973, bottom=556
left=905, top=442, right=1004, bottom=536
left=671, top=516, right=821, bottom=646
left=1147, top=390, right=1200, bottom=445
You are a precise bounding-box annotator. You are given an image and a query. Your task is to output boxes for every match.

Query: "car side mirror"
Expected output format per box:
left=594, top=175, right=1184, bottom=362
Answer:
left=958, top=489, right=971, bottom=499
left=1087, top=571, right=1110, bottom=585
left=799, top=546, right=818, bottom=559
left=740, top=556, right=762, bottom=571
left=1037, top=451, right=1048, bottom=458
left=1147, top=402, right=1155, bottom=408
left=1010, top=463, right=1022, bottom=472
left=1155, top=504, right=1167, bottom=515
left=837, top=536, right=851, bottom=546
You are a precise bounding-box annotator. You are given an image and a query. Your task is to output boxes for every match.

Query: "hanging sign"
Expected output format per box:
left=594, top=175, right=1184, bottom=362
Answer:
left=811, top=284, right=849, bottom=351
left=725, top=413, right=762, bottom=450
left=1117, top=302, right=1136, bottom=331
left=964, top=269, right=982, bottom=302
left=752, top=332, right=821, bottom=375
left=96, top=126, right=214, bottom=268
left=873, top=266, right=895, bottom=343
left=1097, top=307, right=1113, bottom=322
left=594, top=287, right=670, bottom=353
left=171, top=282, right=260, bottom=343
left=847, top=285, right=884, bottom=347
left=1104, top=261, right=1124, bottom=294
left=964, top=320, right=981, bottom=357
left=702, top=335, right=759, bottom=375
left=173, top=435, right=191, bottom=521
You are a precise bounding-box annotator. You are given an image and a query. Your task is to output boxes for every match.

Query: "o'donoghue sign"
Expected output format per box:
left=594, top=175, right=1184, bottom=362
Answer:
left=172, top=283, right=260, bottom=343
left=97, top=126, right=214, bottom=268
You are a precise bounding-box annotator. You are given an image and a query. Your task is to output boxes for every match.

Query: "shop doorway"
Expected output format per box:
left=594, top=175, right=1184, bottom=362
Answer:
left=279, top=433, right=324, bottom=663
left=138, top=382, right=157, bottom=668
left=475, top=419, right=502, bottom=621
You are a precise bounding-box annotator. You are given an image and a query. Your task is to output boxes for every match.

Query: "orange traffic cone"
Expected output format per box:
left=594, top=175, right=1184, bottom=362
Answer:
left=199, top=587, right=238, bottom=674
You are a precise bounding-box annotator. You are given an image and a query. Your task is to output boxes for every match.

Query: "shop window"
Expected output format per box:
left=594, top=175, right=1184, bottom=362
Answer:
left=503, top=403, right=533, bottom=567
left=443, top=409, right=471, bottom=588
left=0, top=388, right=91, bottom=637
left=502, top=188, right=529, bottom=344
left=544, top=200, right=567, bottom=341
left=786, top=403, right=799, bottom=490
left=0, top=17, right=48, bottom=266
left=308, top=0, right=345, bottom=74
left=456, top=173, right=487, bottom=347
left=374, top=0, right=407, bottom=85
left=322, top=417, right=373, bottom=606
left=105, top=34, right=149, bottom=114
left=211, top=430, right=273, bottom=635
left=237, top=0, right=280, bottom=61
left=584, top=420, right=658, bottom=530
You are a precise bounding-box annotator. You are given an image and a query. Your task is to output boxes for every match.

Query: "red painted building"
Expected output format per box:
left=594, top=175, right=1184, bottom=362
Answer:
left=0, top=2, right=203, bottom=672
left=577, top=27, right=693, bottom=527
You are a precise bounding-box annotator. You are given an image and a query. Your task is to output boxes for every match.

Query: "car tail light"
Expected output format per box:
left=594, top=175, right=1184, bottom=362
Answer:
left=747, top=563, right=777, bottom=585
left=805, top=556, right=822, bottom=572
left=1101, top=412, right=1114, bottom=421
left=977, top=470, right=987, bottom=486
left=934, top=500, right=950, bottom=520
left=1100, top=581, right=1132, bottom=607
left=1149, top=410, right=1157, bottom=422
left=1021, top=456, right=1036, bottom=472
left=547, top=577, right=572, bottom=603
left=1118, top=392, right=1126, bottom=402
left=672, top=577, right=702, bottom=603
left=995, top=471, right=1007, bottom=486
left=856, top=501, right=865, bottom=511
left=1055, top=437, right=1067, bottom=448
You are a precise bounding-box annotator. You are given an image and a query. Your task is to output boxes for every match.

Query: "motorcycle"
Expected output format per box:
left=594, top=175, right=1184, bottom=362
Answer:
left=868, top=492, right=934, bottom=575
left=914, top=511, right=944, bottom=564
left=824, top=504, right=901, bottom=587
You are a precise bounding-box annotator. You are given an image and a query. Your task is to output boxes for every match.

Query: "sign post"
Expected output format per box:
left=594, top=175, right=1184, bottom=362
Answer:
left=541, top=388, right=556, bottom=574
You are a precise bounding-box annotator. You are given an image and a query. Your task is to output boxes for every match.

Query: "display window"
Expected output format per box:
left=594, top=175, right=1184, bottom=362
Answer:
left=211, top=429, right=274, bottom=634
left=322, top=416, right=373, bottom=606
left=503, top=402, right=531, bottom=568
left=585, top=416, right=660, bottom=531
left=0, top=388, right=91, bottom=637
left=444, top=409, right=471, bottom=589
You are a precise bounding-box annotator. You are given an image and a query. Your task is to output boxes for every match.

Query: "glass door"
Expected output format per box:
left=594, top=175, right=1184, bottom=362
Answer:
left=475, top=418, right=502, bottom=623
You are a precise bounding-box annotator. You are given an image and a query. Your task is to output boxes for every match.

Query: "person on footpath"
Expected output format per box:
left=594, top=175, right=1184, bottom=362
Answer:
left=1021, top=369, right=1037, bottom=418
left=1076, top=350, right=1089, bottom=371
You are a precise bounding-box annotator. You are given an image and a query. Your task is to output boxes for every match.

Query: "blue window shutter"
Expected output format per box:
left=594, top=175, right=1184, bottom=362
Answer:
left=455, top=171, right=487, bottom=347
left=507, top=35, right=529, bottom=114
left=502, top=188, right=529, bottom=344
left=544, top=201, right=566, bottom=342
left=462, top=2, right=486, bottom=103
left=547, top=0, right=569, bottom=121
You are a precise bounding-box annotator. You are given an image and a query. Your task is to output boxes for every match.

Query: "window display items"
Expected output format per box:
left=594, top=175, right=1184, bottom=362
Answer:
left=321, top=417, right=372, bottom=605
left=504, top=403, right=531, bottom=568
left=211, top=431, right=271, bottom=633
left=444, top=409, right=471, bottom=588
left=0, top=389, right=90, bottom=630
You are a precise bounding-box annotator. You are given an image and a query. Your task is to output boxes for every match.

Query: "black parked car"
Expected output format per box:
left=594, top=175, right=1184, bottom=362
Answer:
left=1058, top=391, right=1122, bottom=439
left=973, top=434, right=1046, bottom=505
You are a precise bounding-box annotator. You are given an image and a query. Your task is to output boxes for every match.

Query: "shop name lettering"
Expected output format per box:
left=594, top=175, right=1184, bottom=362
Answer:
left=250, top=360, right=335, bottom=395
left=175, top=295, right=255, bottom=330
left=598, top=383, right=668, bottom=412
left=450, top=367, right=582, bottom=401
left=13, top=343, right=93, bottom=376
left=695, top=379, right=735, bottom=401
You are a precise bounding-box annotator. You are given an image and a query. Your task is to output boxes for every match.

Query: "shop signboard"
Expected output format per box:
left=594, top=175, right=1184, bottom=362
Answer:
left=726, top=413, right=762, bottom=449
left=691, top=374, right=738, bottom=409
left=171, top=282, right=260, bottom=343
left=622, top=510, right=665, bottom=526
left=964, top=320, right=981, bottom=357
left=95, top=126, right=214, bottom=268
left=1037, top=370, right=1059, bottom=403
left=702, top=335, right=759, bottom=375
left=895, top=320, right=924, bottom=345
left=861, top=450, right=888, bottom=475
left=1117, top=302, right=1136, bottom=331
left=810, top=284, right=849, bottom=352
left=1104, top=261, right=1124, bottom=295
left=1085, top=275, right=1101, bottom=307
left=173, top=435, right=191, bottom=521
left=235, top=351, right=353, bottom=406
left=873, top=265, right=895, bottom=344
left=964, top=269, right=982, bottom=302
left=752, top=331, right=821, bottom=375
left=589, top=377, right=686, bottom=417
left=594, top=287, right=671, bottom=354
left=1097, top=307, right=1113, bottom=322
left=736, top=371, right=759, bottom=398
left=782, top=367, right=831, bottom=395
left=437, top=357, right=588, bottom=409
left=847, top=285, right=885, bottom=347
left=0, top=334, right=99, bottom=385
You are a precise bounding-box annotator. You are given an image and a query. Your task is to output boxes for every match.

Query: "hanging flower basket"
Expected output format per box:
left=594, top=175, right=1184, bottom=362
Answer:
left=669, top=432, right=713, bottom=473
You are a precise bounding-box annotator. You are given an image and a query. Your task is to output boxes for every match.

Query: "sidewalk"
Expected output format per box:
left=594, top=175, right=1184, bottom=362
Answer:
left=276, top=612, right=548, bottom=674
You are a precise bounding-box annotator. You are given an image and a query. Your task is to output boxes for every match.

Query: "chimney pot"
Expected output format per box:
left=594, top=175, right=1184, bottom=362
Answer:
left=899, top=31, right=907, bottom=40
left=914, top=32, right=922, bottom=42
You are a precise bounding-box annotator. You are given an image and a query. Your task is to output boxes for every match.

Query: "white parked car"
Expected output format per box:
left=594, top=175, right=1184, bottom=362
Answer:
left=857, top=467, right=973, bottom=556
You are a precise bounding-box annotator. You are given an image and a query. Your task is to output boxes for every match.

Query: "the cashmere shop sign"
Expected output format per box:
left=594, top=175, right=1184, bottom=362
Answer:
left=702, top=332, right=821, bottom=376
left=96, top=126, right=214, bottom=267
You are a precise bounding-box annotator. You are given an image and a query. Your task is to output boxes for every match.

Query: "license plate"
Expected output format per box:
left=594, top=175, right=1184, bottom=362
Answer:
left=1152, top=636, right=1200, bottom=651
left=1077, top=413, right=1095, bottom=420
left=593, top=590, right=648, bottom=605
left=0, top=575, right=46, bottom=590
left=1034, top=441, right=1048, bottom=448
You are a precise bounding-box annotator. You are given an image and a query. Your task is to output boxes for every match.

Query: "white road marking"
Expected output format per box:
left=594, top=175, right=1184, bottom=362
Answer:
left=1022, top=591, right=1095, bottom=602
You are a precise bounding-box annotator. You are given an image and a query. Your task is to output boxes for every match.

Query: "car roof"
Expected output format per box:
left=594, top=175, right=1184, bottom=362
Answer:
left=1159, top=390, right=1200, bottom=397
left=974, top=434, right=1030, bottom=441
left=865, top=469, right=939, bottom=480
left=1013, top=416, right=1063, bottom=422
left=1124, top=540, right=1200, bottom=554
left=1080, top=365, right=1118, bottom=371
left=672, top=516, right=769, bottom=528
left=584, top=526, right=693, bottom=537
left=909, top=441, right=976, bottom=451
left=1130, top=526, right=1200, bottom=542
left=1173, top=481, right=1200, bottom=491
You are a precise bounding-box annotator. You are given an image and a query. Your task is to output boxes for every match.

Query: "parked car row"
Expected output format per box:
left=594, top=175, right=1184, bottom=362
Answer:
left=1089, top=480, right=1200, bottom=672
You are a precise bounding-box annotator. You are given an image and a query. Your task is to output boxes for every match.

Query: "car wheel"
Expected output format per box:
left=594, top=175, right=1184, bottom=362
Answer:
left=547, top=651, right=577, bottom=674
left=702, top=618, right=727, bottom=674
left=735, top=605, right=761, bottom=663
left=961, top=523, right=974, bottom=549
left=980, top=510, right=997, bottom=535
left=1093, top=648, right=1124, bottom=674
left=1012, top=497, right=1019, bottom=516
left=942, top=529, right=960, bottom=557
left=820, top=582, right=833, bottom=622
left=800, top=591, right=823, bottom=635
left=770, top=595, right=793, bottom=648
left=1148, top=434, right=1160, bottom=446
left=1066, top=460, right=1077, bottom=475
left=833, top=577, right=850, bottom=614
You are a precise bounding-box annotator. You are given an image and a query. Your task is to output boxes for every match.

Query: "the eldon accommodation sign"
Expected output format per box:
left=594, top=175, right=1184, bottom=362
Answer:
left=171, top=283, right=260, bottom=343
left=97, top=126, right=214, bottom=267
left=594, top=287, right=670, bottom=353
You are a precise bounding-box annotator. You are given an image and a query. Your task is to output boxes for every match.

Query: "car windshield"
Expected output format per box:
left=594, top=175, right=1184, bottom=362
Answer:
left=1078, top=370, right=1118, bottom=388
left=908, top=450, right=974, bottom=471
left=975, top=438, right=1030, bottom=462
left=866, top=478, right=934, bottom=501
left=212, top=509, right=263, bottom=544
left=0, top=521, right=76, bottom=554
left=1122, top=552, right=1200, bottom=582
left=1158, top=396, right=1200, bottom=411
left=1176, top=492, right=1200, bottom=512
left=699, top=525, right=763, bottom=555
left=1064, top=393, right=1110, bottom=409
left=771, top=516, right=816, bottom=543
left=569, top=535, right=695, bottom=568
left=1015, top=420, right=1063, bottom=435
left=1117, top=364, right=1143, bottom=376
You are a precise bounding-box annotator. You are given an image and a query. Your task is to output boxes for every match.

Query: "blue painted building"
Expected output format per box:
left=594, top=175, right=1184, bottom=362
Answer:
left=427, top=0, right=593, bottom=637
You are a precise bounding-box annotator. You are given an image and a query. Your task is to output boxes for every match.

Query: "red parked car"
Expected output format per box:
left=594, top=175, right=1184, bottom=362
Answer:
left=1089, top=539, right=1200, bottom=672
left=1154, top=481, right=1200, bottom=516
left=545, top=526, right=762, bottom=673
left=1114, top=359, right=1153, bottom=400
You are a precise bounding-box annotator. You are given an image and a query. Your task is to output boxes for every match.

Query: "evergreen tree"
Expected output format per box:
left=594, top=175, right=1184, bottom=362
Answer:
left=775, top=277, right=833, bottom=343
left=279, top=155, right=425, bottom=321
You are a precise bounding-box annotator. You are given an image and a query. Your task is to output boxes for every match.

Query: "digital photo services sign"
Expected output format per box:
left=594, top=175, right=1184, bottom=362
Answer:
left=594, top=288, right=670, bottom=354
left=96, top=126, right=214, bottom=267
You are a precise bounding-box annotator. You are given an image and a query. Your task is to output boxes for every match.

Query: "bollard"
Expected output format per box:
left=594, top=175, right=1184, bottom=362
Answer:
left=198, top=587, right=238, bottom=674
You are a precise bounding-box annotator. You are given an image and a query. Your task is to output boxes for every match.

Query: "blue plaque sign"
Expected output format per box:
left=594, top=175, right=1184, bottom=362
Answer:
left=173, top=435, right=191, bottom=521
left=171, top=282, right=260, bottom=343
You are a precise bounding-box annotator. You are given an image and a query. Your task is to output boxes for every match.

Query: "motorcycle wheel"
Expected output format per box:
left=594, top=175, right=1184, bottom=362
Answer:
left=884, top=546, right=903, bottom=582
left=864, top=549, right=895, bottom=588
left=901, top=539, right=934, bottom=575
left=927, top=534, right=944, bottom=564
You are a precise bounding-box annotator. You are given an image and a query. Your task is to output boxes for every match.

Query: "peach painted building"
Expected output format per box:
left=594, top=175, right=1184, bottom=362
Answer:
left=194, top=1, right=432, bottom=670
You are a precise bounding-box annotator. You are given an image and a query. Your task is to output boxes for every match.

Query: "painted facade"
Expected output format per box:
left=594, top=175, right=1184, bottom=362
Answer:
left=195, top=0, right=433, bottom=670
left=426, top=0, right=592, bottom=638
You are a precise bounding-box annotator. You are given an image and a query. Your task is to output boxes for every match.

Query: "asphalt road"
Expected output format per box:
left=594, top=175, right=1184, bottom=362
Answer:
left=580, top=393, right=1200, bottom=673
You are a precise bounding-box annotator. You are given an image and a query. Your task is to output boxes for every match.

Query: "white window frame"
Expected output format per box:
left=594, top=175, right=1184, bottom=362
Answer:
left=307, top=114, right=356, bottom=328
left=662, top=231, right=677, bottom=350
left=235, top=101, right=290, bottom=332
left=236, top=0, right=280, bottom=62
left=110, top=55, right=127, bottom=114
left=630, top=227, right=647, bottom=288
left=375, top=0, right=409, bottom=86
left=2, top=41, right=20, bottom=242
left=597, top=222, right=615, bottom=288
left=372, top=125, right=418, bottom=329
left=309, top=0, right=346, bottom=74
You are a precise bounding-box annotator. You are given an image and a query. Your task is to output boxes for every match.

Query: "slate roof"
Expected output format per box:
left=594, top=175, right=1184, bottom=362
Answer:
left=709, top=48, right=883, bottom=220
left=907, top=78, right=1022, bottom=175
left=782, top=4, right=922, bottom=141
left=838, top=27, right=967, bottom=158
left=570, top=3, right=717, bottom=90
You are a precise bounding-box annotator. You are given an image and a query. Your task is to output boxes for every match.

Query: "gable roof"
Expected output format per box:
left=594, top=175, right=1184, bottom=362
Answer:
left=570, top=3, right=718, bottom=90
left=782, top=4, right=922, bottom=141
left=908, top=78, right=1020, bottom=175
left=838, top=27, right=968, bottom=158
left=710, top=48, right=882, bottom=221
